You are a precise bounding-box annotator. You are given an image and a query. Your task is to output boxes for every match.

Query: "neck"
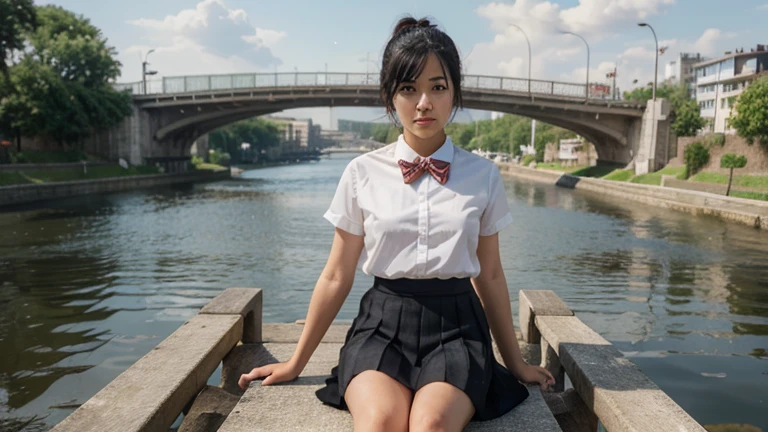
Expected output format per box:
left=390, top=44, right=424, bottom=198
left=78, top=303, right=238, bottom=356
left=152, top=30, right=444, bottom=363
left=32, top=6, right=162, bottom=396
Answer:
left=402, top=129, right=447, bottom=158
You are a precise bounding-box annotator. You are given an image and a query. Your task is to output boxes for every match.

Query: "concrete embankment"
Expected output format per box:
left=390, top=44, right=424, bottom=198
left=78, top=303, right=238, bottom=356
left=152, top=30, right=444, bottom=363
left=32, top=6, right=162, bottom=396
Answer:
left=0, top=169, right=231, bottom=207
left=497, top=163, right=768, bottom=230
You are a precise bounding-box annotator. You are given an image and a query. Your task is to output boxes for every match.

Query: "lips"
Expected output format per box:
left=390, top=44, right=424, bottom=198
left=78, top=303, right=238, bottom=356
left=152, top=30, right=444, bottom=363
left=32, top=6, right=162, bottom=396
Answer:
left=414, top=118, right=436, bottom=125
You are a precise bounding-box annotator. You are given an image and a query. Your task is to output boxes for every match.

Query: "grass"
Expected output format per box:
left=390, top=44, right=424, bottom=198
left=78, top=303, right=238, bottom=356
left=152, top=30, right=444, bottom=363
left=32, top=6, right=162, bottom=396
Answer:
left=604, top=165, right=687, bottom=186
left=9, top=149, right=99, bottom=164
left=689, top=172, right=768, bottom=190
left=194, top=163, right=228, bottom=171
left=630, top=173, right=663, bottom=185
left=570, top=165, right=618, bottom=178
left=730, top=191, right=768, bottom=201
left=603, top=169, right=634, bottom=181
left=535, top=163, right=588, bottom=173
left=0, top=165, right=161, bottom=186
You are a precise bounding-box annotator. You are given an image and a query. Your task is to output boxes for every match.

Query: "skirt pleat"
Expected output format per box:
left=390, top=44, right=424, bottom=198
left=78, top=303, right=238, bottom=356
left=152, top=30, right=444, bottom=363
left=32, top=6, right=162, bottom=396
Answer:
left=315, top=277, right=529, bottom=422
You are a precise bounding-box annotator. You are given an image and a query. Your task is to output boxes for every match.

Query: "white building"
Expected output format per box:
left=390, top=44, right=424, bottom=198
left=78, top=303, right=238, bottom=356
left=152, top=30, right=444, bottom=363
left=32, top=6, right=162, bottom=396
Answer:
left=558, top=138, right=582, bottom=165
left=693, top=45, right=768, bottom=133
left=665, top=52, right=705, bottom=98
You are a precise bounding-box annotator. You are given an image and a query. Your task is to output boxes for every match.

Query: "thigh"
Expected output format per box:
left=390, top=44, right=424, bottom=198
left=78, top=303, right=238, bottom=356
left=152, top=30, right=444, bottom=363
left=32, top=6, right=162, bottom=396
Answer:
left=409, top=382, right=475, bottom=432
left=345, top=370, right=414, bottom=432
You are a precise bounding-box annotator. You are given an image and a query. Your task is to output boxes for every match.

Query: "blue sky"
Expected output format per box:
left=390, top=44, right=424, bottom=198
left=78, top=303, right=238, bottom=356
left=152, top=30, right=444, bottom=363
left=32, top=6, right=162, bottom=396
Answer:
left=40, top=0, right=768, bottom=128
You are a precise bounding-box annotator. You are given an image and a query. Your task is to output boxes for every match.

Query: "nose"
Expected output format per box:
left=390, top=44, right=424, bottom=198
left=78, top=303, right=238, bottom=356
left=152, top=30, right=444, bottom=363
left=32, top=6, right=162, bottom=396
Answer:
left=416, top=92, right=432, bottom=112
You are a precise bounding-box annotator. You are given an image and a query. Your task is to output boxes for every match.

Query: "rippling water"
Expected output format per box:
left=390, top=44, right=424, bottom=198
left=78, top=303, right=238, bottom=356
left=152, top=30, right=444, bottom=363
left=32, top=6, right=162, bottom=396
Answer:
left=1, top=155, right=766, bottom=430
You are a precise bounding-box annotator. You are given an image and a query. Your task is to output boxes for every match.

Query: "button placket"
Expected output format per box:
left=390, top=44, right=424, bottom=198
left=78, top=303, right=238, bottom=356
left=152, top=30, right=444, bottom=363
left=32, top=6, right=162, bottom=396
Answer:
left=416, top=175, right=429, bottom=275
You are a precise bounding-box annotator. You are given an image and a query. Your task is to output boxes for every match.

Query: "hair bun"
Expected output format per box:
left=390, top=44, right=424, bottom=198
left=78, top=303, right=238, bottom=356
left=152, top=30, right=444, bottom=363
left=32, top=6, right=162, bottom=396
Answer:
left=392, top=17, right=434, bottom=38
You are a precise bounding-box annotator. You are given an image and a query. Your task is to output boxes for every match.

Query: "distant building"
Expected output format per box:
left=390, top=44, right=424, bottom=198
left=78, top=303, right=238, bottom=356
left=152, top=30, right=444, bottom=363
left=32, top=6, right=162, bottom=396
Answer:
left=490, top=111, right=505, bottom=120
left=665, top=52, right=705, bottom=98
left=693, top=44, right=768, bottom=133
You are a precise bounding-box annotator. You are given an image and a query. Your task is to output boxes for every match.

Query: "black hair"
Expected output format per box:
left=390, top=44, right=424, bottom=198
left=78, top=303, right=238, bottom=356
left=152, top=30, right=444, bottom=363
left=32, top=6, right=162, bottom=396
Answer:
left=380, top=16, right=463, bottom=123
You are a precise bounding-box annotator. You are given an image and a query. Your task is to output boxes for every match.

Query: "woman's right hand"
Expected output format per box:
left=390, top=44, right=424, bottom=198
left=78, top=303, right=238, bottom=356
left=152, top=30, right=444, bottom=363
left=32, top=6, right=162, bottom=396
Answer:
left=238, top=361, right=301, bottom=390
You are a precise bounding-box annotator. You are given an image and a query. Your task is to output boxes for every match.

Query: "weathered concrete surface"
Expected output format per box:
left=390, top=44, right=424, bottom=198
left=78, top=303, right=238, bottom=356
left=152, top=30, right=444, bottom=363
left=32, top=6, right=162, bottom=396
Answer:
left=50, top=314, right=242, bottom=432
left=519, top=290, right=574, bottom=344
left=201, top=288, right=263, bottom=343
left=498, top=163, right=768, bottom=230
left=542, top=388, right=598, bottom=432
left=218, top=337, right=562, bottom=432
left=178, top=386, right=239, bottom=432
left=0, top=170, right=230, bottom=207
left=536, top=316, right=707, bottom=432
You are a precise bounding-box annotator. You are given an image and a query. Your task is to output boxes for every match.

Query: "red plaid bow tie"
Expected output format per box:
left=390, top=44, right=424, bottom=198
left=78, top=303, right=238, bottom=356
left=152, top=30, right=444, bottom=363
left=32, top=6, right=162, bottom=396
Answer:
left=398, top=157, right=450, bottom=185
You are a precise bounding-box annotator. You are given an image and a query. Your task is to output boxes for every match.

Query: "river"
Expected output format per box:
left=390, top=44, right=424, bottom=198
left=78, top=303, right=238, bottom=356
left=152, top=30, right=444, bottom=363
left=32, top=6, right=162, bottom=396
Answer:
left=1, top=154, right=766, bottom=430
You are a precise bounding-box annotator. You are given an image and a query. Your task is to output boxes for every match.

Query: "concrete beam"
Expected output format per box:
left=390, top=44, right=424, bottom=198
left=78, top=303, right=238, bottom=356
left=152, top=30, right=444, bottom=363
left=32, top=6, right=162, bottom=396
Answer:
left=518, top=290, right=574, bottom=344
left=201, top=288, right=263, bottom=343
left=50, top=314, right=243, bottom=432
left=535, top=316, right=707, bottom=432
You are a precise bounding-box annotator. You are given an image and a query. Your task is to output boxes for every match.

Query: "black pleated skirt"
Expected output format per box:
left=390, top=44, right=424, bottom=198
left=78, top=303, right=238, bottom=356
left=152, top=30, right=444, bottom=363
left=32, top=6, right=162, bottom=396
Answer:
left=315, top=276, right=529, bottom=421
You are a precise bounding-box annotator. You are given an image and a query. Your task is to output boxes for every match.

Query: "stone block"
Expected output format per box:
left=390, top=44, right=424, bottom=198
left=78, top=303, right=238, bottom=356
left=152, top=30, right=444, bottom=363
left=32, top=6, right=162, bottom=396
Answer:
left=201, top=288, right=262, bottom=343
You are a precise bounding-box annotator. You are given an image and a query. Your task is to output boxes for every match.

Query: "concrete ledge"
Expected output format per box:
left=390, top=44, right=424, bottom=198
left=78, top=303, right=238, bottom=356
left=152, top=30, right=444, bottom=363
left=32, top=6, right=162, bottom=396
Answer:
left=201, top=288, right=263, bottom=343
left=536, top=316, right=706, bottom=432
left=498, top=163, right=768, bottom=230
left=50, top=314, right=243, bottom=432
left=519, top=290, right=573, bottom=344
left=0, top=169, right=230, bottom=207
left=218, top=341, right=562, bottom=432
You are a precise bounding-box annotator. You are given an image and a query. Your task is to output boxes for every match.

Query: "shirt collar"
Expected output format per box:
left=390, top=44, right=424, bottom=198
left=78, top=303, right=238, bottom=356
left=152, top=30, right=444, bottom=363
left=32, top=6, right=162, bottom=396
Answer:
left=394, top=134, right=455, bottom=164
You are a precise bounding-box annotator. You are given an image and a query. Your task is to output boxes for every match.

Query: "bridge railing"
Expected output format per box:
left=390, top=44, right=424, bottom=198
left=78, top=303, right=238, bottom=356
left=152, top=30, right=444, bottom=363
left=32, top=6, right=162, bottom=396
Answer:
left=115, top=72, right=617, bottom=100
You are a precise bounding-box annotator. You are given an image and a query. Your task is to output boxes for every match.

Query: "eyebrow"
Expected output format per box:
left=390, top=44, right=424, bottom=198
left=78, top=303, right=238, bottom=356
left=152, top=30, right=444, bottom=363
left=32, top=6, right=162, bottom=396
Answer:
left=401, top=76, right=447, bottom=83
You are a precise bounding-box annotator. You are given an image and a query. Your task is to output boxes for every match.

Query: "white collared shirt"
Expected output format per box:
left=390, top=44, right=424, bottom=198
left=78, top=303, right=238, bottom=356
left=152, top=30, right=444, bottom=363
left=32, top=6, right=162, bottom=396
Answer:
left=324, top=134, right=513, bottom=280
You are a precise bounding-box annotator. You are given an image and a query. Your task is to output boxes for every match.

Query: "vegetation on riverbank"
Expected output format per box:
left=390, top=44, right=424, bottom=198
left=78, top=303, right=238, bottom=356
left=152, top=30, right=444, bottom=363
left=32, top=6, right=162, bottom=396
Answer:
left=0, top=165, right=160, bottom=186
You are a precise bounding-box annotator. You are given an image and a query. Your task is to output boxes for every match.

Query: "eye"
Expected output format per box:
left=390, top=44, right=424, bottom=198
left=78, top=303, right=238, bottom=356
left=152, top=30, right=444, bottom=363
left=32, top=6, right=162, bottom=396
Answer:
left=433, top=84, right=447, bottom=91
left=398, top=85, right=415, bottom=93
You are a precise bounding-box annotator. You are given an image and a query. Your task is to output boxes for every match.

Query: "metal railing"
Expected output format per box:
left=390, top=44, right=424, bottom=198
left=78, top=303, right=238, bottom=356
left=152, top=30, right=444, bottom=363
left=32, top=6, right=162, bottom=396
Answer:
left=114, top=72, right=619, bottom=101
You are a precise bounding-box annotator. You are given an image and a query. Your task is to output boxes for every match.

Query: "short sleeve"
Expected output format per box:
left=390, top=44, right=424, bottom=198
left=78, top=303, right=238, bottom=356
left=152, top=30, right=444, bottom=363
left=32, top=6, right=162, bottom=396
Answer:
left=323, top=161, right=364, bottom=236
left=479, top=165, right=513, bottom=236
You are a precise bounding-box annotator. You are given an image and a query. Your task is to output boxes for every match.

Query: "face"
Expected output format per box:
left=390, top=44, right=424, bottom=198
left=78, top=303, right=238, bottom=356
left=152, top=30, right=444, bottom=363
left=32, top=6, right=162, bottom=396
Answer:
left=392, top=53, right=454, bottom=142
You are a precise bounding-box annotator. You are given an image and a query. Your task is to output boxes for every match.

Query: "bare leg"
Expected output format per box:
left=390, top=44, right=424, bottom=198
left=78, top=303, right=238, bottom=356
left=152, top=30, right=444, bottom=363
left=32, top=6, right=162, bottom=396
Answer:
left=409, top=382, right=475, bottom=432
left=345, top=370, right=414, bottom=432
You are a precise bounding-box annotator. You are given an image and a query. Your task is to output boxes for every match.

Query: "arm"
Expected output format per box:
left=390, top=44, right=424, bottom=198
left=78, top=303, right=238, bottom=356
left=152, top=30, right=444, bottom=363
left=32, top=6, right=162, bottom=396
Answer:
left=289, top=227, right=364, bottom=370
left=239, top=227, right=364, bottom=387
left=470, top=233, right=555, bottom=389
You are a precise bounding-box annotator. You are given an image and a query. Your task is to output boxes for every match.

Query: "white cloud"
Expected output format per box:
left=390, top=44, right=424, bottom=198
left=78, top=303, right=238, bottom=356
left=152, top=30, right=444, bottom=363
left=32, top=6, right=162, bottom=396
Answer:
left=757, top=3, right=768, bottom=10
left=124, top=0, right=285, bottom=81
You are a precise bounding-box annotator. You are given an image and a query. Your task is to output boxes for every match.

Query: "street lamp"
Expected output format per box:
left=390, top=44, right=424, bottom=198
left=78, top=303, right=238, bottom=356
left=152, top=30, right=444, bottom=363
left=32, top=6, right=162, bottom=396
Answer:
left=509, top=23, right=532, bottom=99
left=638, top=22, right=658, bottom=101
left=142, top=49, right=157, bottom=95
left=560, top=31, right=590, bottom=102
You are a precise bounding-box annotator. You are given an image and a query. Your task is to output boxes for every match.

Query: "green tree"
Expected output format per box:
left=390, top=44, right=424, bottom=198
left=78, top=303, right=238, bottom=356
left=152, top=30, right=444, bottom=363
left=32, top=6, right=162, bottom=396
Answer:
left=730, top=76, right=768, bottom=147
left=672, top=99, right=706, bottom=137
left=0, top=0, right=37, bottom=78
left=0, top=4, right=131, bottom=148
left=719, top=153, right=747, bottom=196
left=683, top=141, right=709, bottom=179
left=209, top=117, right=283, bottom=163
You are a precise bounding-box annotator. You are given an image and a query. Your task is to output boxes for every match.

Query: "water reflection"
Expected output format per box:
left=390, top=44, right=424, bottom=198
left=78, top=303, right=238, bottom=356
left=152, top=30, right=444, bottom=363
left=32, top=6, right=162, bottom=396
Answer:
left=0, top=253, right=118, bottom=409
left=1, top=159, right=767, bottom=430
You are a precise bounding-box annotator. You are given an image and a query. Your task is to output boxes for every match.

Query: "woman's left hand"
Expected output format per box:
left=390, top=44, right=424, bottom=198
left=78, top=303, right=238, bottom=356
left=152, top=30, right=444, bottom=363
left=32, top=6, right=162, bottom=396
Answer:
left=517, top=364, right=556, bottom=391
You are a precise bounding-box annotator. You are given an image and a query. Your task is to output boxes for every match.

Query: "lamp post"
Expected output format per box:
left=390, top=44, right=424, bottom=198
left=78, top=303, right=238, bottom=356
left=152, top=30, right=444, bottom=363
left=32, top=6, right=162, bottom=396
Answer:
left=508, top=23, right=532, bottom=99
left=638, top=22, right=658, bottom=101
left=561, top=31, right=590, bottom=102
left=142, top=49, right=157, bottom=95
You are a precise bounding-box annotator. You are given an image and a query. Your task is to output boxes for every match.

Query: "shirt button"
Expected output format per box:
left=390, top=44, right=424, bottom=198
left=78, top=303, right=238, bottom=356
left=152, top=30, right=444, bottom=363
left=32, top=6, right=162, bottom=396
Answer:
left=419, top=195, right=425, bottom=202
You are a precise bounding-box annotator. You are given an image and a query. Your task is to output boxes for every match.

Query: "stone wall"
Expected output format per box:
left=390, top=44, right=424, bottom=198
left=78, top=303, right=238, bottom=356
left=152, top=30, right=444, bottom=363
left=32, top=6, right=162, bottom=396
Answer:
left=0, top=170, right=230, bottom=207
left=672, top=134, right=768, bottom=174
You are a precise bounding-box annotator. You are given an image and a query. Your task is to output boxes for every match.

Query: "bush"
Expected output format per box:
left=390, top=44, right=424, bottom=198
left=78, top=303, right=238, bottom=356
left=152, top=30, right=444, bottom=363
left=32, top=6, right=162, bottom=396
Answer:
left=209, top=151, right=231, bottom=167
left=731, top=76, right=768, bottom=147
left=191, top=156, right=204, bottom=167
left=521, top=154, right=536, bottom=166
left=684, top=142, right=710, bottom=179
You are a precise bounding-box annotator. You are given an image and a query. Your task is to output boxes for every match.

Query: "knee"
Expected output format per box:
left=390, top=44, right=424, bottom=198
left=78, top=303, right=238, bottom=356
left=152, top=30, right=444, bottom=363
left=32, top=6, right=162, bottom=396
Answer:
left=355, top=407, right=409, bottom=432
left=410, top=411, right=452, bottom=432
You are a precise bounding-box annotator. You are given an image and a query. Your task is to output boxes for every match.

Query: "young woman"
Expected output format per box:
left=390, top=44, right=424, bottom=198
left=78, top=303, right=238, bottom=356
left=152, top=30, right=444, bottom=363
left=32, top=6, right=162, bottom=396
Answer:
left=239, top=16, right=555, bottom=431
